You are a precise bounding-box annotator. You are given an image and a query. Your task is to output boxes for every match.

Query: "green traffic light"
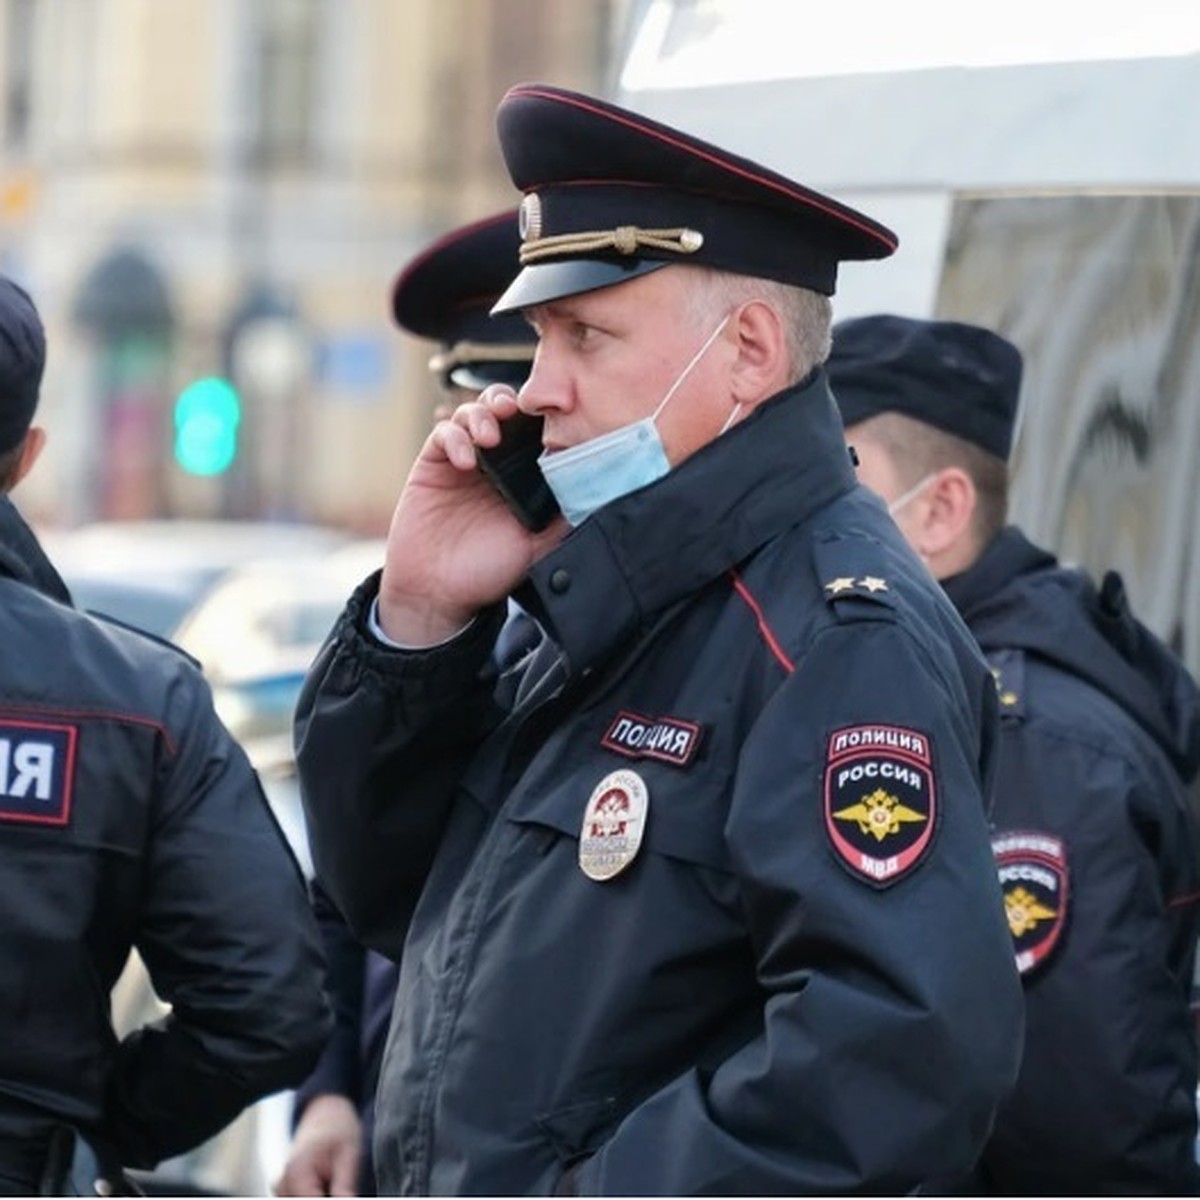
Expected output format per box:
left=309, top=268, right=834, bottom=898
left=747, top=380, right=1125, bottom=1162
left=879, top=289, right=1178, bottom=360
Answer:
left=174, top=376, right=241, bottom=476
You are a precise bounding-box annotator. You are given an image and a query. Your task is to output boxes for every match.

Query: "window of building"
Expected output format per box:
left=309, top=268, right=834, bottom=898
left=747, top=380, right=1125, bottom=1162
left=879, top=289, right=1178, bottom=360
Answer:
left=254, top=0, right=319, bottom=166
left=4, top=0, right=35, bottom=148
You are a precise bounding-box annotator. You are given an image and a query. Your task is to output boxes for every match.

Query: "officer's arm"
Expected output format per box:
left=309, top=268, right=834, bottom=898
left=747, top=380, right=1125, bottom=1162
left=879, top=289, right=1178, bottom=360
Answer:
left=291, top=879, right=368, bottom=1120
left=577, top=620, right=1024, bottom=1194
left=294, top=573, right=508, bottom=957
left=980, top=743, right=1200, bottom=1191
left=102, top=666, right=332, bottom=1170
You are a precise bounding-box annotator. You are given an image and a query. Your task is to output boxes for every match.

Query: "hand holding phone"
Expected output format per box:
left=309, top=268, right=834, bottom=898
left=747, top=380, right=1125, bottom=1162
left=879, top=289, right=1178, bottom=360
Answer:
left=476, top=412, right=562, bottom=532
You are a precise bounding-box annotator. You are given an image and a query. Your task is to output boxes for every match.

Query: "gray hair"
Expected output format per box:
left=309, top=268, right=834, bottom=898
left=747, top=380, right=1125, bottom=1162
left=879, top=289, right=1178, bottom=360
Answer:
left=681, top=266, right=832, bottom=382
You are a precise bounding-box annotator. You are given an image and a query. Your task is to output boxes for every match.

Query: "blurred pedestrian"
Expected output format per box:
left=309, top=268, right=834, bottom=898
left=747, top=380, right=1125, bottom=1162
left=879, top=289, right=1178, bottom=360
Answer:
left=276, top=209, right=537, bottom=1198
left=295, top=84, right=1024, bottom=1194
left=0, top=276, right=331, bottom=1196
left=831, top=312, right=1200, bottom=1193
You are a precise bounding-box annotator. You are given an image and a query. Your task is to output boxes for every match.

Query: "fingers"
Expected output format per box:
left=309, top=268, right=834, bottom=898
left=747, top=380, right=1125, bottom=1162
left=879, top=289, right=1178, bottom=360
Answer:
left=275, top=1156, right=330, bottom=1197
left=329, top=1142, right=363, bottom=1197
left=429, top=386, right=523, bottom=471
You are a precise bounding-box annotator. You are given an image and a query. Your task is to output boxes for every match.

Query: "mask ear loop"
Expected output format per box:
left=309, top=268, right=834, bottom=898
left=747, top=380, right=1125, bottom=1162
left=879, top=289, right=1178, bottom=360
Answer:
left=887, top=471, right=939, bottom=518
left=718, top=400, right=743, bottom=436
left=652, top=313, right=732, bottom=424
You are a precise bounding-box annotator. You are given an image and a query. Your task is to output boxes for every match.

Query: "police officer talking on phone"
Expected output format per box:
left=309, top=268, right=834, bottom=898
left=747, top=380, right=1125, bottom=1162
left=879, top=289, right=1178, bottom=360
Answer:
left=0, top=276, right=331, bottom=1196
left=296, top=84, right=1024, bottom=1194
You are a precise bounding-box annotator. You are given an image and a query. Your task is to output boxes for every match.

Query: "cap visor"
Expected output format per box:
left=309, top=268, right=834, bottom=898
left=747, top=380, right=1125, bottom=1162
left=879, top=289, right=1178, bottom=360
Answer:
left=491, top=259, right=669, bottom=314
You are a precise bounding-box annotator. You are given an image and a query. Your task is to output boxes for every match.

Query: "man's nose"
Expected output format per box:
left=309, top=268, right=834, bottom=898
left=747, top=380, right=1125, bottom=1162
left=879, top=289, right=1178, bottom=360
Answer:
left=516, top=346, right=569, bottom=417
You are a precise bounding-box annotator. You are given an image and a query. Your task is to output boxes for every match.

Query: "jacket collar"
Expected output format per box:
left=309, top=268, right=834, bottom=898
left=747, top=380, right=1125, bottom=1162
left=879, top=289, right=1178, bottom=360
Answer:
left=517, top=369, right=856, bottom=674
left=944, top=525, right=1200, bottom=780
left=0, top=495, right=73, bottom=605
left=941, top=526, right=1055, bottom=620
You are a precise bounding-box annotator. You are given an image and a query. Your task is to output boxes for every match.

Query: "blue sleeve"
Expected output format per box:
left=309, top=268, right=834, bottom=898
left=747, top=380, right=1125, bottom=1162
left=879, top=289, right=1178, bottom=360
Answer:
left=581, top=620, right=1024, bottom=1194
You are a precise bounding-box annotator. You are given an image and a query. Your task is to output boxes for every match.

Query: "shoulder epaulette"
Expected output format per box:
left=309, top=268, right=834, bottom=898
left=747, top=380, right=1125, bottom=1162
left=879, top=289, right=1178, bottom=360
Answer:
left=987, top=647, right=1026, bottom=718
left=83, top=608, right=204, bottom=670
left=812, top=529, right=898, bottom=622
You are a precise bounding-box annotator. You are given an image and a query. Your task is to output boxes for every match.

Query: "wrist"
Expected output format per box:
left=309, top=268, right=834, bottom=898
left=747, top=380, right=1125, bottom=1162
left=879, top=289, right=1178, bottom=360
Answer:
left=376, top=583, right=475, bottom=647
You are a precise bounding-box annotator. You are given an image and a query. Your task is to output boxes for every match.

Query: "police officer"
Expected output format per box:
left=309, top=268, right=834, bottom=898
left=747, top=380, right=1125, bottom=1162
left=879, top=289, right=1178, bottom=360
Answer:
left=830, top=313, right=1200, bottom=1193
left=278, top=209, right=537, bottom=1198
left=296, top=85, right=1024, bottom=1194
left=0, top=276, right=332, bottom=1195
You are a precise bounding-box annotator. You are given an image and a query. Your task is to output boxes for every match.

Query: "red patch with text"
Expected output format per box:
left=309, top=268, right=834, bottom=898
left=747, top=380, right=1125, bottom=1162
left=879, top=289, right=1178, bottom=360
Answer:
left=992, top=830, right=1069, bottom=975
left=601, top=710, right=703, bottom=768
left=824, top=725, right=936, bottom=886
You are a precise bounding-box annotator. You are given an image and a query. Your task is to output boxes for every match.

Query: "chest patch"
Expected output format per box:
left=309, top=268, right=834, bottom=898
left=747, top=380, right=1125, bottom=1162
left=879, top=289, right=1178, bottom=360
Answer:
left=578, top=769, right=649, bottom=882
left=824, top=725, right=936, bottom=886
left=0, top=718, right=78, bottom=826
left=601, top=710, right=703, bottom=768
left=991, top=830, right=1069, bottom=975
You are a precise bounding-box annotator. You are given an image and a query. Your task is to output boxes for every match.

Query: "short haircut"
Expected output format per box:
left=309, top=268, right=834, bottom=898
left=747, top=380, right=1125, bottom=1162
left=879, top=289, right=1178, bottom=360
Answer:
left=683, top=266, right=832, bottom=383
left=858, top=409, right=1009, bottom=544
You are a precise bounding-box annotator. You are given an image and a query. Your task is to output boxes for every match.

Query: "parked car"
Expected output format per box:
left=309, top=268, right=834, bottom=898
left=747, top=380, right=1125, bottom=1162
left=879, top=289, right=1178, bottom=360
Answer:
left=39, top=519, right=354, bottom=640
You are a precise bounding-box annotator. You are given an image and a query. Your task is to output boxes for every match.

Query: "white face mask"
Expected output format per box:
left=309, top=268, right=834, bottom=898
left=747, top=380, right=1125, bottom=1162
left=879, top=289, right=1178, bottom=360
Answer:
left=887, top=471, right=938, bottom=519
left=538, top=313, right=732, bottom=527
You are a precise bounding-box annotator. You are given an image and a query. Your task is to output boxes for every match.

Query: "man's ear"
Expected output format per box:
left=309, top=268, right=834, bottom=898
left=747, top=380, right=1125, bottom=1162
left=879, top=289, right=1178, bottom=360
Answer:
left=728, top=300, right=790, bottom=407
left=914, top=466, right=976, bottom=560
left=8, top=426, right=46, bottom=490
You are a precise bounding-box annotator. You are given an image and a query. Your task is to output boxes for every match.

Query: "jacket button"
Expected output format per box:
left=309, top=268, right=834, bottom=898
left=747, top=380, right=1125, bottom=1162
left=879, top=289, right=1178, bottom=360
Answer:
left=549, top=568, right=571, bottom=594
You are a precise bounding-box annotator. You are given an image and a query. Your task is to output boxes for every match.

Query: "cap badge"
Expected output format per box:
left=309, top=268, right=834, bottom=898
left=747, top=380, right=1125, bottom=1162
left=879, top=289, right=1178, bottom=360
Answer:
left=519, top=192, right=543, bottom=243
left=578, top=769, right=649, bottom=882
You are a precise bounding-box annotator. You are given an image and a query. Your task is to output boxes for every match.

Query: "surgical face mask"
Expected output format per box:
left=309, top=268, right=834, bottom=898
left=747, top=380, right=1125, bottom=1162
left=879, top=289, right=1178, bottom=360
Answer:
left=887, top=471, right=938, bottom=519
left=538, top=314, right=732, bottom=527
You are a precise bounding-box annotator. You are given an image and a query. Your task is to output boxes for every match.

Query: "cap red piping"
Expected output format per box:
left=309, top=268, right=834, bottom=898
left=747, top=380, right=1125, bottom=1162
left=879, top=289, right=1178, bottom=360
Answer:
left=505, top=85, right=897, bottom=253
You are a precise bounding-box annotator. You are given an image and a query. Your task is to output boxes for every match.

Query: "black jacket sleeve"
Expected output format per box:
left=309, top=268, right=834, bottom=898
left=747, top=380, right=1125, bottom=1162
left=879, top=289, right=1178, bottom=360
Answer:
left=104, top=663, right=332, bottom=1168
left=294, top=577, right=507, bottom=958
left=291, top=879, right=368, bottom=1121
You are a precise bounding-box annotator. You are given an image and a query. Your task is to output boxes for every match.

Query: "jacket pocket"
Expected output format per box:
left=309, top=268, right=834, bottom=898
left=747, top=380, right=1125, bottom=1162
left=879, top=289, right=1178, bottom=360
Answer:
left=503, top=759, right=734, bottom=874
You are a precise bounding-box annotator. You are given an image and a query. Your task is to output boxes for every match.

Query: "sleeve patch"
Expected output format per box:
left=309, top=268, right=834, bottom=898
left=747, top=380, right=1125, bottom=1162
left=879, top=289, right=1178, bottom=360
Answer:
left=991, top=830, right=1069, bottom=975
left=0, top=718, right=77, bottom=826
left=824, top=725, right=937, bottom=887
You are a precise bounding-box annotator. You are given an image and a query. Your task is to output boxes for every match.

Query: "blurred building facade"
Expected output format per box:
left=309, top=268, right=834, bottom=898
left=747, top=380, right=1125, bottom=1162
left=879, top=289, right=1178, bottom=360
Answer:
left=0, top=0, right=624, bottom=531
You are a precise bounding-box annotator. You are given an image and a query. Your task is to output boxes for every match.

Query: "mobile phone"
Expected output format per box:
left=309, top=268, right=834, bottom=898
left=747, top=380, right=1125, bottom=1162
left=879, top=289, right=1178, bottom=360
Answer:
left=476, top=412, right=562, bottom=532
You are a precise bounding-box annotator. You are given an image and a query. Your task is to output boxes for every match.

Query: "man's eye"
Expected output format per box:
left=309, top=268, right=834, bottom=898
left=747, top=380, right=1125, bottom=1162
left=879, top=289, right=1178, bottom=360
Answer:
left=571, top=324, right=598, bottom=347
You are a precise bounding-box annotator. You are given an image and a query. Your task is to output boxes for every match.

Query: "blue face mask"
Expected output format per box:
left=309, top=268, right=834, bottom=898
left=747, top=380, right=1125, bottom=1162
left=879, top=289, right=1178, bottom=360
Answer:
left=537, top=314, right=732, bottom=527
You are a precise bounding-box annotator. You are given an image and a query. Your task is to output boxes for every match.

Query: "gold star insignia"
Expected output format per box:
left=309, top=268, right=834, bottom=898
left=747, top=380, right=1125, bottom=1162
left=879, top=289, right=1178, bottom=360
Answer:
left=824, top=576, right=857, bottom=594
left=1000, top=691, right=1019, bottom=707
left=858, top=576, right=889, bottom=593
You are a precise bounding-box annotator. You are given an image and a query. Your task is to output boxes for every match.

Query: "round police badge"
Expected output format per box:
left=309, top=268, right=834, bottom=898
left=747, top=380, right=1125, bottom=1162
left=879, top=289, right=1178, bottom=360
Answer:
left=578, top=769, right=649, bottom=882
left=991, top=830, right=1070, bottom=975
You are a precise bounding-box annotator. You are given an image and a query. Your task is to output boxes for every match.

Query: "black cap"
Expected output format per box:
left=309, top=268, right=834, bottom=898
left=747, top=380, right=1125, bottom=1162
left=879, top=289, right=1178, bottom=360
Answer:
left=829, top=315, right=1023, bottom=462
left=0, top=277, right=46, bottom=454
left=391, top=210, right=535, bottom=390
left=490, top=83, right=898, bottom=314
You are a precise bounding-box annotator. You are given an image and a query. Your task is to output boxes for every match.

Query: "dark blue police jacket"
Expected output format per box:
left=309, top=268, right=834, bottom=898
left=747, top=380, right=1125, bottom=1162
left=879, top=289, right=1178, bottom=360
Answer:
left=0, top=496, right=330, bottom=1189
left=297, top=373, right=1025, bottom=1196
left=944, top=526, right=1200, bottom=1194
